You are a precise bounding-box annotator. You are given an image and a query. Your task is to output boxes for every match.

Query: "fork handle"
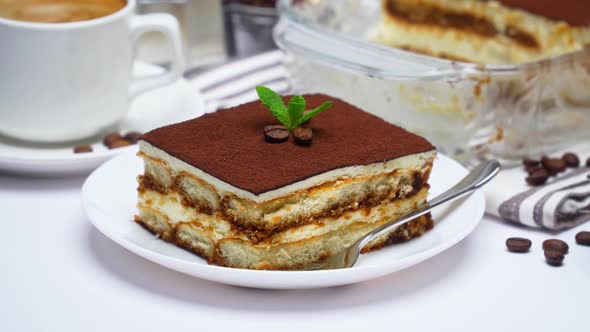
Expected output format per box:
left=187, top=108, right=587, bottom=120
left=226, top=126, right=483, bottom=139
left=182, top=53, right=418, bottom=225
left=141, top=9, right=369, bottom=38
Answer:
left=355, top=159, right=501, bottom=251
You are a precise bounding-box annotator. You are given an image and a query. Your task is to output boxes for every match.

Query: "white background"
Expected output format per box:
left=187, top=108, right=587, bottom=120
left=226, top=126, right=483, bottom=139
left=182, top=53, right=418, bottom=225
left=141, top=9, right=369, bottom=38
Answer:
left=1, top=173, right=587, bottom=332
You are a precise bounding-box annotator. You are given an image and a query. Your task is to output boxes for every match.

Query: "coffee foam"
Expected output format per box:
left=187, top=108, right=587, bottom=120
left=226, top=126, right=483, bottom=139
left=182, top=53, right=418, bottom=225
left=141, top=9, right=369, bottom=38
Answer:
left=0, top=0, right=127, bottom=23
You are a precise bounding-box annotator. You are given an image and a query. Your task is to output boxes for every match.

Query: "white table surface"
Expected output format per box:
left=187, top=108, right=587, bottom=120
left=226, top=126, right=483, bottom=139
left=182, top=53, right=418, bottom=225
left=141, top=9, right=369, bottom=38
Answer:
left=1, top=172, right=587, bottom=332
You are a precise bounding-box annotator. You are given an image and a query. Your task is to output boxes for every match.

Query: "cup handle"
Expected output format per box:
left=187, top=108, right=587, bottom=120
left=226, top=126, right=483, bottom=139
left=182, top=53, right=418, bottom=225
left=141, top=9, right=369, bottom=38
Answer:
left=128, top=14, right=186, bottom=99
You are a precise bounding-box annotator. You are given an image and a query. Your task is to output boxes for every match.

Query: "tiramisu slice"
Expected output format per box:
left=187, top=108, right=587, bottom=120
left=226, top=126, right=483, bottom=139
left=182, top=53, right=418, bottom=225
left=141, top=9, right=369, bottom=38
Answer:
left=372, top=0, right=590, bottom=64
left=136, top=93, right=436, bottom=270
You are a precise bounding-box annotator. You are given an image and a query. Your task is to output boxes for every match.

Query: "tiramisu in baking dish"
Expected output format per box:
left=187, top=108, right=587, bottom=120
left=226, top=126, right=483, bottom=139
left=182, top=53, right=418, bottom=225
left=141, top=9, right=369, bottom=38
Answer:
left=372, top=0, right=590, bottom=64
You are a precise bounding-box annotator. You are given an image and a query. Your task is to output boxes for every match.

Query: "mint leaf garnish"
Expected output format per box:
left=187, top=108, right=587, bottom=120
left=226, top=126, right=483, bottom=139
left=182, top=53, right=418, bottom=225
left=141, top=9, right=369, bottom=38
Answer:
left=287, top=95, right=306, bottom=130
left=256, top=86, right=332, bottom=131
left=296, top=101, right=333, bottom=128
left=256, top=86, right=289, bottom=128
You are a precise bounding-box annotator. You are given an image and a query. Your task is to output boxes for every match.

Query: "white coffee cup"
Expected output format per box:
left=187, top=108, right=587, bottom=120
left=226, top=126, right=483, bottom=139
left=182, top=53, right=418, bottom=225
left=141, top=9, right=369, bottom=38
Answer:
left=0, top=0, right=185, bottom=142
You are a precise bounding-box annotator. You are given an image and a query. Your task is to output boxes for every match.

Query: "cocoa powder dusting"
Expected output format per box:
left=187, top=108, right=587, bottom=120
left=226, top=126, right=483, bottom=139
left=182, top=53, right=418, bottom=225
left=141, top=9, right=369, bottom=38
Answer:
left=494, top=0, right=590, bottom=26
left=141, top=94, right=435, bottom=195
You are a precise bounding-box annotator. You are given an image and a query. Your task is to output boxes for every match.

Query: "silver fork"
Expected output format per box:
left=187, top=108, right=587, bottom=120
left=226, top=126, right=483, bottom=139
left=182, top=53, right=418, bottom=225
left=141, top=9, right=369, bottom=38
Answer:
left=303, top=159, right=501, bottom=270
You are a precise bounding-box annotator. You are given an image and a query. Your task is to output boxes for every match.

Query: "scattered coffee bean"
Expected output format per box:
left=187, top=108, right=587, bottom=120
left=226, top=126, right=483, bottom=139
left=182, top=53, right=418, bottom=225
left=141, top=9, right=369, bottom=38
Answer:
left=526, top=165, right=544, bottom=175
left=123, top=131, right=143, bottom=144
left=73, top=145, right=93, bottom=154
left=530, top=167, right=549, bottom=177
left=523, top=158, right=540, bottom=168
left=542, top=239, right=569, bottom=254
left=562, top=153, right=580, bottom=168
left=506, top=237, right=531, bottom=253
left=526, top=170, right=549, bottom=186
left=541, top=156, right=567, bottom=174
left=575, top=231, right=590, bottom=246
left=523, top=152, right=588, bottom=186
left=264, top=125, right=289, bottom=143
left=544, top=251, right=564, bottom=266
left=109, top=140, right=131, bottom=149
left=103, top=132, right=123, bottom=148
left=293, top=127, right=313, bottom=146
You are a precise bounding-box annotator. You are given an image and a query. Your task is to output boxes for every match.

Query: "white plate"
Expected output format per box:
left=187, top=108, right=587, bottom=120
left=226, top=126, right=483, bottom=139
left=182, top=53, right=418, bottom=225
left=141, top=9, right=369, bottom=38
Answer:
left=82, top=150, right=485, bottom=289
left=0, top=62, right=205, bottom=176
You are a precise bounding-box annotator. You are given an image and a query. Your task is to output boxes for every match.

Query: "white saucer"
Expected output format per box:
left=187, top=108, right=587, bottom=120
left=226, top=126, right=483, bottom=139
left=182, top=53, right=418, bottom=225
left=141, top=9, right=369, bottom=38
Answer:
left=82, top=150, right=486, bottom=289
left=0, top=62, right=205, bottom=176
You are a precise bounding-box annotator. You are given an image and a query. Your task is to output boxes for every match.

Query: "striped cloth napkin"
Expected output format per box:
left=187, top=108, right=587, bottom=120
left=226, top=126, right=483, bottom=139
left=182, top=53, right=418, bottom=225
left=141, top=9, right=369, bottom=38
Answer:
left=184, top=51, right=590, bottom=231
left=484, top=146, right=590, bottom=230
left=185, top=51, right=290, bottom=113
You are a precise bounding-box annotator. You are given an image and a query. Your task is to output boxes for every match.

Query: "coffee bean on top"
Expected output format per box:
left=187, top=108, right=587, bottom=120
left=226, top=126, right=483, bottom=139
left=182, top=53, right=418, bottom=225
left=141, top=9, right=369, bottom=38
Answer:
left=544, top=251, right=564, bottom=266
left=264, top=125, right=289, bottom=143
left=123, top=131, right=143, bottom=144
left=523, top=158, right=540, bottom=168
left=103, top=132, right=123, bottom=148
left=264, top=125, right=286, bottom=132
left=293, top=127, right=313, bottom=146
left=526, top=170, right=549, bottom=186
left=575, top=231, right=590, bottom=246
left=586, top=157, right=590, bottom=167
left=506, top=237, right=532, bottom=253
left=541, top=156, right=567, bottom=174
left=73, top=145, right=93, bottom=154
left=542, top=239, right=569, bottom=254
left=562, top=153, right=580, bottom=168
left=110, top=140, right=131, bottom=149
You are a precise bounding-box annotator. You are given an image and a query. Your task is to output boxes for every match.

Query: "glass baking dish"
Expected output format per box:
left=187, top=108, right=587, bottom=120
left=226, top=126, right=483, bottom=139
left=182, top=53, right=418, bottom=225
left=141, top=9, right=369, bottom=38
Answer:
left=273, top=0, right=590, bottom=163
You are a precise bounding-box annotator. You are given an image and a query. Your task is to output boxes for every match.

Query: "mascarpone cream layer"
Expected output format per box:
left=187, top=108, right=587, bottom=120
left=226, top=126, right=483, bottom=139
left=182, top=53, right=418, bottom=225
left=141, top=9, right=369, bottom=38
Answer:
left=139, top=140, right=435, bottom=203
